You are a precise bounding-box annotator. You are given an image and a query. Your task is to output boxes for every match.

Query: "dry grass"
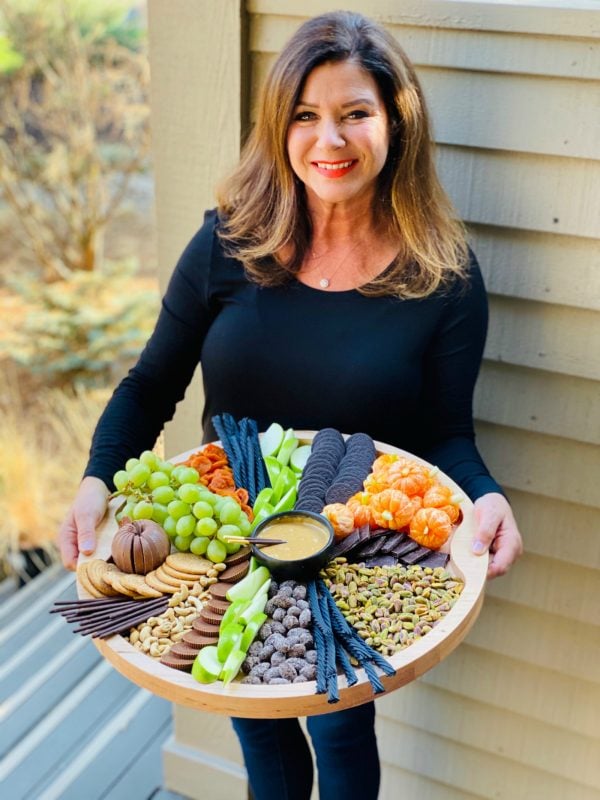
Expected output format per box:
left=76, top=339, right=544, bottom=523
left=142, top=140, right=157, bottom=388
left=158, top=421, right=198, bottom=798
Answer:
left=0, top=369, right=109, bottom=566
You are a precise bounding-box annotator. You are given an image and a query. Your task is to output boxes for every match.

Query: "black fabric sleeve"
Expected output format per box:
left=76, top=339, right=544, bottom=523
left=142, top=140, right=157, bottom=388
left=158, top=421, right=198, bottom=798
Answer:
left=417, top=252, right=505, bottom=501
left=83, top=209, right=220, bottom=489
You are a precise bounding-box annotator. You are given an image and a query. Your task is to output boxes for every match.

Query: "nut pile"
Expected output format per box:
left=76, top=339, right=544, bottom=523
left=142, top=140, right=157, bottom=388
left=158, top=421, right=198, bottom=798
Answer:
left=323, top=559, right=464, bottom=657
left=241, top=580, right=317, bottom=685
left=126, top=582, right=208, bottom=659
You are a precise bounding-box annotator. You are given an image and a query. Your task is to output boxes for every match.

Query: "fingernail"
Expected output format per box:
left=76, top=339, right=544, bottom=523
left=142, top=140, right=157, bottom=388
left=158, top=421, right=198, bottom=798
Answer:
left=472, top=541, right=487, bottom=554
left=81, top=540, right=94, bottom=553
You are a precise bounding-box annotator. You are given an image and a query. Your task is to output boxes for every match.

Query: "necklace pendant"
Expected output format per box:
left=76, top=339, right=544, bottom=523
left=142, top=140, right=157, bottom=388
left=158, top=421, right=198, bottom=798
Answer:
left=319, top=277, right=330, bottom=289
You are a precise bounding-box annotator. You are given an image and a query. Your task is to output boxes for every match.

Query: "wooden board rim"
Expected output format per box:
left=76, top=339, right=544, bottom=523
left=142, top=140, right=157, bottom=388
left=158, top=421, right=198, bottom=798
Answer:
left=79, top=432, right=488, bottom=717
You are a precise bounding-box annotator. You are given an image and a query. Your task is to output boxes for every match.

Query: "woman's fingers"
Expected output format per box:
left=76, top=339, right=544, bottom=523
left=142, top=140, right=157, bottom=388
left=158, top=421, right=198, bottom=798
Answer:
left=58, top=513, right=80, bottom=572
left=472, top=493, right=523, bottom=579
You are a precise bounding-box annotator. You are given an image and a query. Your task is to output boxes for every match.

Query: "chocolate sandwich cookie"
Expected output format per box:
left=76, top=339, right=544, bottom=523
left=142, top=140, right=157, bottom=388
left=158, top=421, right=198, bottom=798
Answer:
left=205, top=597, right=231, bottom=615
left=200, top=608, right=224, bottom=626
left=183, top=630, right=219, bottom=647
left=169, top=642, right=202, bottom=658
left=218, top=561, right=249, bottom=583
left=207, top=581, right=233, bottom=600
left=160, top=654, right=195, bottom=671
left=224, top=547, right=252, bottom=567
left=192, top=618, right=220, bottom=637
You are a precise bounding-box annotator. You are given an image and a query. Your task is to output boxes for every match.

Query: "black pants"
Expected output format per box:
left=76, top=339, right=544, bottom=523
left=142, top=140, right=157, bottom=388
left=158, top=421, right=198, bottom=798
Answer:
left=232, top=701, right=379, bottom=800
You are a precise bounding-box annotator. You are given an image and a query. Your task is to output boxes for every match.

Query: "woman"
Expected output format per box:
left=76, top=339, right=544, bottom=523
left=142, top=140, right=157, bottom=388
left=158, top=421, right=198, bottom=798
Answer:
left=59, top=11, right=522, bottom=800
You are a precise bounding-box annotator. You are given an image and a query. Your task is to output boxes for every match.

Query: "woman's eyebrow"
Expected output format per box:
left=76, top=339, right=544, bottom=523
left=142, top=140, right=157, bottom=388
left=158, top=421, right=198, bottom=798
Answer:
left=295, top=97, right=376, bottom=108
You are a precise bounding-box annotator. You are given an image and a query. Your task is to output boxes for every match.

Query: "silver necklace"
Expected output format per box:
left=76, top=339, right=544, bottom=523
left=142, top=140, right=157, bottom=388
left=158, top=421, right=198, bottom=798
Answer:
left=306, top=240, right=363, bottom=289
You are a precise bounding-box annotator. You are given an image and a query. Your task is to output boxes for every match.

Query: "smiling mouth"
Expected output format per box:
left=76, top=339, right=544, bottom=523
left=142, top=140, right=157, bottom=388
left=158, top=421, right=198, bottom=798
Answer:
left=314, top=160, right=355, bottom=170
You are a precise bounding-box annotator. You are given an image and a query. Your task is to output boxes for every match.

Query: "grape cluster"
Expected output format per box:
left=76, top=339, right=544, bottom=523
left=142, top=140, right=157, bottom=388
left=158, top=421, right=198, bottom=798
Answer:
left=112, top=450, right=250, bottom=563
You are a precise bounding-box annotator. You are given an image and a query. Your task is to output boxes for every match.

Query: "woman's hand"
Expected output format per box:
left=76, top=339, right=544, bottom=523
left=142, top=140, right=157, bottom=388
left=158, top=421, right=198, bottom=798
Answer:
left=58, top=477, right=110, bottom=571
left=471, top=492, right=523, bottom=579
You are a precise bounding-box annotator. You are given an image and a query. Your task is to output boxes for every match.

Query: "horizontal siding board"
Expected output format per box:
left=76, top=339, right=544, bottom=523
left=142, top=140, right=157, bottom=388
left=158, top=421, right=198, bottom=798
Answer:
left=475, top=422, right=600, bottom=507
left=471, top=225, right=600, bottom=310
left=483, top=552, right=600, bottom=626
left=486, top=296, right=600, bottom=380
left=250, top=15, right=600, bottom=79
left=421, top=67, right=600, bottom=159
left=377, top=682, right=600, bottom=788
left=375, top=717, right=600, bottom=800
left=380, top=763, right=484, bottom=800
left=423, top=641, right=600, bottom=739
left=505, top=489, right=600, bottom=567
left=437, top=146, right=600, bottom=239
left=475, top=362, right=600, bottom=444
left=248, top=1, right=600, bottom=38
left=494, top=557, right=600, bottom=633
left=466, top=596, right=600, bottom=685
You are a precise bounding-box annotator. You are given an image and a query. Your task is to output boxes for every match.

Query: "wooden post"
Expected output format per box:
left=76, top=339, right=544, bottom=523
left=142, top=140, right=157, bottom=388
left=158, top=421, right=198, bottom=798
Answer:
left=147, top=0, right=246, bottom=460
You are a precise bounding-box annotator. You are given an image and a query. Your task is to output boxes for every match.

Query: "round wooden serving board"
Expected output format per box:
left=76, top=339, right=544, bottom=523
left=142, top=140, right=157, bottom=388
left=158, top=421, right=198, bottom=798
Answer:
left=78, top=433, right=488, bottom=718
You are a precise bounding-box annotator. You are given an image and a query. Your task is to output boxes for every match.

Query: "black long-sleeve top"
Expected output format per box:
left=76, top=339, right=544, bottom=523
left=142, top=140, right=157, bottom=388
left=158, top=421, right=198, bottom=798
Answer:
left=85, top=209, right=503, bottom=501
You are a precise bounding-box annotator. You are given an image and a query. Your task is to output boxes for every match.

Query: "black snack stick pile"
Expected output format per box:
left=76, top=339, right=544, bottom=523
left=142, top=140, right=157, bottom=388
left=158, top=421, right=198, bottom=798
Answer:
left=212, top=413, right=268, bottom=505
left=307, top=578, right=395, bottom=703
left=51, top=596, right=169, bottom=638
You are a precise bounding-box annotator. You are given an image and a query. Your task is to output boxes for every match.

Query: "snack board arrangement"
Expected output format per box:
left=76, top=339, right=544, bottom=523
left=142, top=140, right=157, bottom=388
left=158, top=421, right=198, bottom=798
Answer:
left=60, top=415, right=488, bottom=718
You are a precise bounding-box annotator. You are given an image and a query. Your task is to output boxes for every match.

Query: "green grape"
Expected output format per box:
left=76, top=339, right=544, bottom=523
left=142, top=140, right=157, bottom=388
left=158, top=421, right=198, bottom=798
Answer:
left=148, top=471, right=170, bottom=490
left=192, top=501, right=213, bottom=520
left=152, top=485, right=175, bottom=505
left=151, top=503, right=169, bottom=524
left=170, top=465, right=186, bottom=484
left=140, top=450, right=159, bottom=470
left=130, top=463, right=151, bottom=488
left=132, top=500, right=154, bottom=520
left=113, top=470, right=130, bottom=492
left=167, top=499, right=191, bottom=520
left=225, top=540, right=241, bottom=555
left=158, top=460, right=174, bottom=475
left=164, top=516, right=177, bottom=538
left=195, top=517, right=218, bottom=538
left=238, top=516, right=251, bottom=536
left=217, top=523, right=241, bottom=543
left=206, top=539, right=227, bottom=563
left=176, top=514, right=197, bottom=537
left=219, top=500, right=242, bottom=525
left=178, top=484, right=203, bottom=504
left=116, top=501, right=134, bottom=523
left=125, top=457, right=140, bottom=471
left=177, top=467, right=200, bottom=485
left=190, top=536, right=210, bottom=556
left=200, top=491, right=220, bottom=507
left=174, top=535, right=192, bottom=552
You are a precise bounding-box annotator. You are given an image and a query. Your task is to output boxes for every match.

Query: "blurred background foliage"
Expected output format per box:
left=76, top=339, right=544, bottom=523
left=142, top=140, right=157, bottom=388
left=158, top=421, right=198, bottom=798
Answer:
left=0, top=1, right=158, bottom=581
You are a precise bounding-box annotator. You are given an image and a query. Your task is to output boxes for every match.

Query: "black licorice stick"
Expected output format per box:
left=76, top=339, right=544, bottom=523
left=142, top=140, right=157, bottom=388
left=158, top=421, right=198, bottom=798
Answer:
left=54, top=599, right=145, bottom=616
left=75, top=601, right=169, bottom=637
left=249, top=420, right=268, bottom=494
left=213, top=415, right=245, bottom=490
left=71, top=598, right=168, bottom=632
left=51, top=598, right=135, bottom=611
left=317, top=587, right=339, bottom=703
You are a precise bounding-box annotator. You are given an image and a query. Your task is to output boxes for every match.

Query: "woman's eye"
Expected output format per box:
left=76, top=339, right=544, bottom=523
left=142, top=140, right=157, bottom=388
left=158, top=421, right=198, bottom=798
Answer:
left=293, top=111, right=315, bottom=122
left=346, top=109, right=369, bottom=120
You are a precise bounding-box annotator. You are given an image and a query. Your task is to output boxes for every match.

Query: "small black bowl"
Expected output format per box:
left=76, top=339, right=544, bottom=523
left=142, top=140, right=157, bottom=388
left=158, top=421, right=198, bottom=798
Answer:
left=251, top=510, right=334, bottom=581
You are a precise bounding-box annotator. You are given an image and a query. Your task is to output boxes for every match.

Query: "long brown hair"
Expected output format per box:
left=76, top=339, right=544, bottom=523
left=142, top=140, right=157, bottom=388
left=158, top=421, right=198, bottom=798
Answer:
left=217, top=11, right=468, bottom=298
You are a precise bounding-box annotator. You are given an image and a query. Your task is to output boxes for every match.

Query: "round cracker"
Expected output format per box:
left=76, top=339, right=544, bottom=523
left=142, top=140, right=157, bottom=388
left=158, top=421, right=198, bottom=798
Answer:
left=77, top=562, right=105, bottom=599
left=86, top=559, right=121, bottom=597
left=160, top=562, right=201, bottom=582
left=104, top=571, right=139, bottom=598
left=144, top=570, right=180, bottom=594
left=155, top=566, right=197, bottom=588
left=166, top=553, right=212, bottom=575
left=117, top=572, right=163, bottom=598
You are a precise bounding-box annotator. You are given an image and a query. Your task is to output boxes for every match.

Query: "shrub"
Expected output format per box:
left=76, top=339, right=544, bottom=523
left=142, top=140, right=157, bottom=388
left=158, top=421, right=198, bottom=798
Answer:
left=0, top=0, right=150, bottom=279
left=2, top=260, right=159, bottom=388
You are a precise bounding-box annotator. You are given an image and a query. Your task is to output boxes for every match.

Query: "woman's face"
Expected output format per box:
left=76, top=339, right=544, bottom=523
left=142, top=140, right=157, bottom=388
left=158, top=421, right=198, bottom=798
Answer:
left=286, top=60, right=389, bottom=210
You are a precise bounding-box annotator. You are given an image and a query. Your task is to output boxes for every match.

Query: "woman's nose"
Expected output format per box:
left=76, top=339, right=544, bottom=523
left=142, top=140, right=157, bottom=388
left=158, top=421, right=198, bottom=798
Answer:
left=316, top=118, right=345, bottom=149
